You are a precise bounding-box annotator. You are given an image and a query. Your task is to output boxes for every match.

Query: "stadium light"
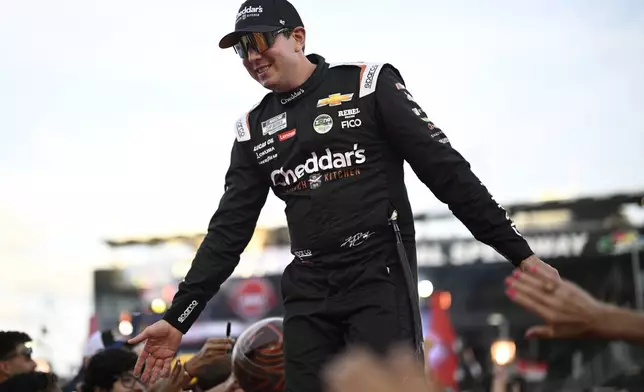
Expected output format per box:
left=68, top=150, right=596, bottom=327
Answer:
left=487, top=313, right=505, bottom=326
left=418, top=280, right=434, bottom=298
left=491, top=339, right=516, bottom=366
left=118, top=320, right=134, bottom=336
left=151, top=298, right=167, bottom=314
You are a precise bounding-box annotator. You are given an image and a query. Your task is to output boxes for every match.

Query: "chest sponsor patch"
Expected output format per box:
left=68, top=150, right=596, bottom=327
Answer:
left=261, top=112, right=287, bottom=135
left=338, top=108, right=360, bottom=118
left=313, top=114, right=333, bottom=134
left=317, top=93, right=353, bottom=108
left=278, top=128, right=296, bottom=142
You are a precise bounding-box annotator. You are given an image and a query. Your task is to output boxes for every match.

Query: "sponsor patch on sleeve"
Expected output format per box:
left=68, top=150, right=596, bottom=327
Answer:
left=359, top=63, right=384, bottom=98
left=235, top=115, right=251, bottom=142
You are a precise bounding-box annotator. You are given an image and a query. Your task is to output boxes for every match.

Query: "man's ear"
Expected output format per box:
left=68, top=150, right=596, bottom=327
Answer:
left=291, top=27, right=306, bottom=53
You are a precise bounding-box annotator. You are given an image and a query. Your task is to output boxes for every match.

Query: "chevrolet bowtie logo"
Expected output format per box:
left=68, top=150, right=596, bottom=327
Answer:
left=316, top=93, right=354, bottom=107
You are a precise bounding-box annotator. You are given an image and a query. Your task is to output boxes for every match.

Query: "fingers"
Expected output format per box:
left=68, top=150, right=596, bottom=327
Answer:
left=161, top=357, right=174, bottom=380
left=511, top=269, right=559, bottom=297
left=506, top=277, right=557, bottom=322
left=385, top=346, right=429, bottom=391
left=128, top=330, right=148, bottom=345
left=170, top=360, right=184, bottom=388
left=525, top=262, right=561, bottom=283
left=169, top=360, right=180, bottom=380
left=507, top=269, right=563, bottom=305
left=324, top=347, right=396, bottom=392
left=324, top=347, right=433, bottom=392
left=140, top=352, right=157, bottom=383
left=133, top=349, right=149, bottom=378
left=519, top=257, right=560, bottom=280
left=525, top=325, right=554, bottom=339
left=205, top=337, right=235, bottom=346
left=130, top=329, right=150, bottom=378
left=151, top=357, right=167, bottom=384
left=204, top=338, right=235, bottom=354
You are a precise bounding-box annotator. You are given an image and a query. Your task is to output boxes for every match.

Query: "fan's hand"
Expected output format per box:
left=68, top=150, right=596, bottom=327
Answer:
left=185, top=337, right=234, bottom=377
left=518, top=255, right=559, bottom=280
left=506, top=265, right=604, bottom=339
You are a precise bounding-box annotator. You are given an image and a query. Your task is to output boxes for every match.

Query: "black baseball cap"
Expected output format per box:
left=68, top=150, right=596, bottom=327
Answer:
left=218, top=0, right=304, bottom=49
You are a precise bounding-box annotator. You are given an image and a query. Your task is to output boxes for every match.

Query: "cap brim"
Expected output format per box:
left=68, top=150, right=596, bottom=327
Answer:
left=218, top=25, right=283, bottom=49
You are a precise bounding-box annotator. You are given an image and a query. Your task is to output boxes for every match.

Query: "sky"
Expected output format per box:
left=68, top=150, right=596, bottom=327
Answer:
left=1, top=0, right=643, bottom=375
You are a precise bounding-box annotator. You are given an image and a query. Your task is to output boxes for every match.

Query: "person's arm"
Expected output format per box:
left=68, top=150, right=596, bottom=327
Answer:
left=162, top=138, right=270, bottom=333
left=594, top=304, right=644, bottom=345
left=374, top=66, right=533, bottom=267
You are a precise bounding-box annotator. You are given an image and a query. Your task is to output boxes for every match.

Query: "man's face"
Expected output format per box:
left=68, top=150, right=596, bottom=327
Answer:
left=0, top=343, right=36, bottom=377
left=242, top=29, right=296, bottom=91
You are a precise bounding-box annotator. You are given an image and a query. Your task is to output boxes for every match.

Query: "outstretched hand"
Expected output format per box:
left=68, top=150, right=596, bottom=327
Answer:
left=518, top=255, right=559, bottom=280
left=128, top=320, right=183, bottom=384
left=505, top=264, right=604, bottom=339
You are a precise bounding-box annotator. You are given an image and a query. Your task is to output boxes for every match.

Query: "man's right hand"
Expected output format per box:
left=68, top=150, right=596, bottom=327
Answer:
left=128, top=320, right=183, bottom=384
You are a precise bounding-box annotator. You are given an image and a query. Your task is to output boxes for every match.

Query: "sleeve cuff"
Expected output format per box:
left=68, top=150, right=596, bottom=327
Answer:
left=503, top=242, right=534, bottom=267
left=162, top=298, right=206, bottom=334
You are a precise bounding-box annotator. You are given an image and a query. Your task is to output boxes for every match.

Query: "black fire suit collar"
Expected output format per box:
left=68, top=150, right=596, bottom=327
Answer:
left=275, top=54, right=328, bottom=106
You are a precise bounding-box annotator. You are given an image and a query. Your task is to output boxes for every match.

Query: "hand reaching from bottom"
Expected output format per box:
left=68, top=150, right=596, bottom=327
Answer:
left=323, top=346, right=442, bottom=392
left=206, top=373, right=245, bottom=392
left=153, top=360, right=188, bottom=392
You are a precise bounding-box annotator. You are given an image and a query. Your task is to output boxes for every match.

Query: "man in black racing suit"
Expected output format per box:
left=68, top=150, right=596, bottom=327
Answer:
left=129, top=1, right=559, bottom=391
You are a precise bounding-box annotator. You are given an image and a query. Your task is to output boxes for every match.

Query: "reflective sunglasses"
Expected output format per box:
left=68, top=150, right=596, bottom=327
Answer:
left=234, top=28, right=290, bottom=59
left=1, top=346, right=33, bottom=361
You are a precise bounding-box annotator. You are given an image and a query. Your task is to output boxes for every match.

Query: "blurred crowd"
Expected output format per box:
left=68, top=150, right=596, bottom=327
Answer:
left=2, top=266, right=643, bottom=392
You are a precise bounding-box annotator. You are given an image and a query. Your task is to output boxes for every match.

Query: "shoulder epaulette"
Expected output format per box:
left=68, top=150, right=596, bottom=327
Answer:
left=329, top=62, right=386, bottom=98
left=233, top=101, right=261, bottom=142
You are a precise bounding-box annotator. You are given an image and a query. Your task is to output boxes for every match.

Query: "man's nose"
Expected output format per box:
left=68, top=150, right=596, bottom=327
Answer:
left=247, top=48, right=262, bottom=62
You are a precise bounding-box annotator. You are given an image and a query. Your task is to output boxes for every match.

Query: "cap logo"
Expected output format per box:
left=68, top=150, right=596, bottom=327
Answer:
left=279, top=19, right=285, bottom=25
left=236, top=5, right=263, bottom=23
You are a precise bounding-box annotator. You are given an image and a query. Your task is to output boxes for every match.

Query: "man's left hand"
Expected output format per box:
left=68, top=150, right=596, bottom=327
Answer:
left=518, top=255, right=559, bottom=280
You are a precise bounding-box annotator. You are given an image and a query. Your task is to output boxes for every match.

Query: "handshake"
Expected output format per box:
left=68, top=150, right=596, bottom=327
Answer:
left=507, top=260, right=644, bottom=343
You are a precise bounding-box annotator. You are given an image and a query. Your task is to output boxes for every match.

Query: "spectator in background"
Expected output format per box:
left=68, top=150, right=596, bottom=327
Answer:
left=150, top=344, right=233, bottom=392
left=63, top=329, right=136, bottom=392
left=81, top=348, right=146, bottom=392
left=0, top=331, right=36, bottom=384
left=0, top=371, right=61, bottom=392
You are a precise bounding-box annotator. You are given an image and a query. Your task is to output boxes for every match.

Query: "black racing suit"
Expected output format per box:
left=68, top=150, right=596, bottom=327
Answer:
left=163, top=54, right=534, bottom=392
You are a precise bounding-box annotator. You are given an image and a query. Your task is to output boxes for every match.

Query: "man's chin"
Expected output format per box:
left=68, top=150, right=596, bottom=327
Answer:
left=259, top=78, right=277, bottom=90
